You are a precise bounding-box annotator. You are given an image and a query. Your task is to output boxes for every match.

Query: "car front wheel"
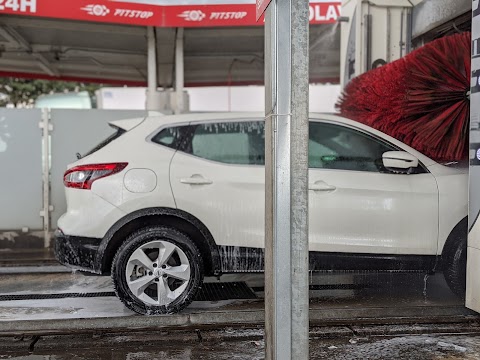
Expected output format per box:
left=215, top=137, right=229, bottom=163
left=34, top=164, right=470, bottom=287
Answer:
left=112, top=226, right=203, bottom=315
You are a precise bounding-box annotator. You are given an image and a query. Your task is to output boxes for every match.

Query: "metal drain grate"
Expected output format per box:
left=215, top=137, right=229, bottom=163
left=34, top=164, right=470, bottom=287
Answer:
left=195, top=282, right=257, bottom=301
left=0, top=282, right=257, bottom=302
left=0, top=292, right=116, bottom=301
left=250, top=283, right=374, bottom=292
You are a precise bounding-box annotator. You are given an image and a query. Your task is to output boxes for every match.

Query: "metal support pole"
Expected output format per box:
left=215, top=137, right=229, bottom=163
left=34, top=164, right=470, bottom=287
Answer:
left=264, top=0, right=309, bottom=359
left=466, top=0, right=480, bottom=313
left=40, top=108, right=52, bottom=248
left=146, top=26, right=160, bottom=110
left=175, top=28, right=184, bottom=115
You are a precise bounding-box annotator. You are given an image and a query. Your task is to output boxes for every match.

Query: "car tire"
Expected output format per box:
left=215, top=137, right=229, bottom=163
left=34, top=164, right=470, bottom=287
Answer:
left=443, top=220, right=467, bottom=300
left=112, top=226, right=203, bottom=315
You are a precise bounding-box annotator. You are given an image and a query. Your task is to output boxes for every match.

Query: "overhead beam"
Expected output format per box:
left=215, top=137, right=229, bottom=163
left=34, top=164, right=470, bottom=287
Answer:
left=1, top=25, right=59, bottom=76
left=31, top=46, right=146, bottom=60
left=0, top=16, right=146, bottom=36
left=186, top=27, right=263, bottom=38
left=0, top=70, right=147, bottom=86
left=183, top=53, right=264, bottom=60
left=32, top=54, right=59, bottom=77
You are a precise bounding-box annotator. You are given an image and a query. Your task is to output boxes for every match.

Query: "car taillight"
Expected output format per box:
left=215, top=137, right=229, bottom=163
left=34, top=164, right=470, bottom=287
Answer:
left=64, top=163, right=128, bottom=190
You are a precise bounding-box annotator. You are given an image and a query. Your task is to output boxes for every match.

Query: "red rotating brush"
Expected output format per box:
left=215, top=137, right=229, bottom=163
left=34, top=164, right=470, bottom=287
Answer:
left=336, top=32, right=471, bottom=163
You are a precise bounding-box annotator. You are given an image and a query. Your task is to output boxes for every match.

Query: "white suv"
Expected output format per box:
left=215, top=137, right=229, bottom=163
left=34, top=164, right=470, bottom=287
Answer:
left=54, top=113, right=468, bottom=315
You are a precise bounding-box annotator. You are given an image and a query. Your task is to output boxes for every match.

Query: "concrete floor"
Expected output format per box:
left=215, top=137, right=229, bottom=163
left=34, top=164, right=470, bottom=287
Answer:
left=3, top=332, right=480, bottom=359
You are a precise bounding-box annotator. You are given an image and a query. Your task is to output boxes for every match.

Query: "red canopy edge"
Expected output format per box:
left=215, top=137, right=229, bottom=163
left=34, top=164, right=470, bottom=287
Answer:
left=0, top=0, right=341, bottom=27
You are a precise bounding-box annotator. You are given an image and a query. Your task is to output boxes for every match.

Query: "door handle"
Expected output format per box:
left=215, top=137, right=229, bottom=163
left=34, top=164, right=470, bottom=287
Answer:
left=309, top=180, right=336, bottom=192
left=180, top=176, right=213, bottom=185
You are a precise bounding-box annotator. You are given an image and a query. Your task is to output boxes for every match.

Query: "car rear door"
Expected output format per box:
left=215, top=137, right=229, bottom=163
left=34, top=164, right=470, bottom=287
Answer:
left=169, top=119, right=265, bottom=251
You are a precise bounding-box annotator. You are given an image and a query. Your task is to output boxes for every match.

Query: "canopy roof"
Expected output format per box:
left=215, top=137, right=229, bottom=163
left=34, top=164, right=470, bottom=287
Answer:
left=0, top=16, right=340, bottom=86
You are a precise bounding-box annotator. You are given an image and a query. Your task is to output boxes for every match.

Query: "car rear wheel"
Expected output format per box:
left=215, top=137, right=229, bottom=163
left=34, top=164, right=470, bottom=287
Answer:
left=443, top=220, right=467, bottom=300
left=112, top=226, right=203, bottom=315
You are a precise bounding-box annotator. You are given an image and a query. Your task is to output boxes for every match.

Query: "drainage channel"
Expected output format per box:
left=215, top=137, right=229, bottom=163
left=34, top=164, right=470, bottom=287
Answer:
left=0, top=283, right=372, bottom=302
left=0, top=282, right=258, bottom=302
left=251, top=283, right=373, bottom=292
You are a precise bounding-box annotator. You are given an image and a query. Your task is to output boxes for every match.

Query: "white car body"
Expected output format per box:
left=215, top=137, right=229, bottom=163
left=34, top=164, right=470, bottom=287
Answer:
left=54, top=112, right=469, bottom=313
left=58, top=113, right=467, bottom=258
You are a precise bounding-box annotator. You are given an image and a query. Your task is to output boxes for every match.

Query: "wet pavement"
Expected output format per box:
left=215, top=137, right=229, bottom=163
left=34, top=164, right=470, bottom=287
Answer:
left=3, top=333, right=480, bottom=359
left=0, top=249, right=57, bottom=268
left=0, top=269, right=467, bottom=321
left=310, top=334, right=480, bottom=360
left=0, top=268, right=479, bottom=358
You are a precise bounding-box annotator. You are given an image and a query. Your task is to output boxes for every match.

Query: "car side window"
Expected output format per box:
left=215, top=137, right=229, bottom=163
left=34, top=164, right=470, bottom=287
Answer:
left=309, top=122, right=396, bottom=172
left=151, top=125, right=190, bottom=150
left=188, top=121, right=265, bottom=165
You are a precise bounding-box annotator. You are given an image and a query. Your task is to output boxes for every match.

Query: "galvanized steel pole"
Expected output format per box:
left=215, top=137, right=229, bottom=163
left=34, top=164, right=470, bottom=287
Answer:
left=146, top=26, right=159, bottom=110
left=264, top=0, right=310, bottom=359
left=175, top=28, right=184, bottom=114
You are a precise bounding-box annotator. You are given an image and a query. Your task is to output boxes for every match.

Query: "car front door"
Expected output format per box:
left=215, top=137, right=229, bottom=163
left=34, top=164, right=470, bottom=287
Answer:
left=307, top=120, right=439, bottom=256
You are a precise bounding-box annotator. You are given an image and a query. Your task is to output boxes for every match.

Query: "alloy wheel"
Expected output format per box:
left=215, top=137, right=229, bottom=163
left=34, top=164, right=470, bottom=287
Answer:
left=125, top=240, right=191, bottom=306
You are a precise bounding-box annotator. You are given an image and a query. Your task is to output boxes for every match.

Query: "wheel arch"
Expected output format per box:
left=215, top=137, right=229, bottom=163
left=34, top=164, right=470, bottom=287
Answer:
left=96, top=207, right=221, bottom=276
left=440, top=216, right=468, bottom=268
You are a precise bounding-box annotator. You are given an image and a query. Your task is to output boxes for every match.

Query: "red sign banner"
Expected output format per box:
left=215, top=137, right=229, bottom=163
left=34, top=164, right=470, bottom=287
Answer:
left=0, top=0, right=341, bottom=27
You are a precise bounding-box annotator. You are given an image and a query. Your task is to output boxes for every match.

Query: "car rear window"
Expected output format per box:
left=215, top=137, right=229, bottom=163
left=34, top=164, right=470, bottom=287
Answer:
left=82, top=126, right=125, bottom=158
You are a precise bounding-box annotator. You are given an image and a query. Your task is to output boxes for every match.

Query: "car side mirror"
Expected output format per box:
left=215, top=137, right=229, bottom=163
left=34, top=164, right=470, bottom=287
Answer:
left=382, top=151, right=419, bottom=172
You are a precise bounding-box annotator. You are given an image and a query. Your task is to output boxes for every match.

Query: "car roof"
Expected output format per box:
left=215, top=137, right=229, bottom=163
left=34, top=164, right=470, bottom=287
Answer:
left=150, top=111, right=334, bottom=124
